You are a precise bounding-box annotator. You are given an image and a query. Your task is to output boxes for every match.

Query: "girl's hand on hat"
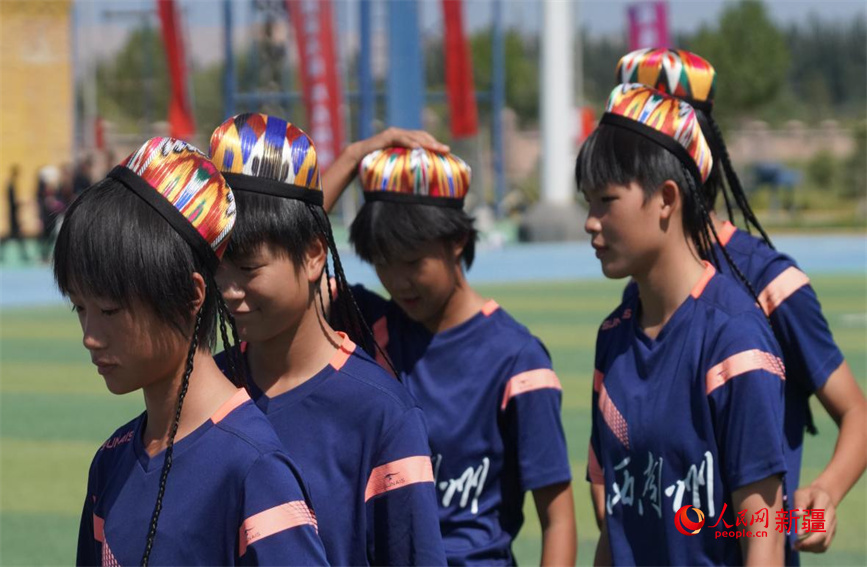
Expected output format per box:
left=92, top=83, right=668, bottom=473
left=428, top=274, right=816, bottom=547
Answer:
left=364, top=127, right=450, bottom=156
left=323, top=128, right=450, bottom=213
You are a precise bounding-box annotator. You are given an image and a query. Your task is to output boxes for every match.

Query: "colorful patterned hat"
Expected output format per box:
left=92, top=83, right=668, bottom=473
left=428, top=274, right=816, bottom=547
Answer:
left=359, top=147, right=471, bottom=209
left=600, top=84, right=713, bottom=186
left=209, top=113, right=323, bottom=206
left=615, top=48, right=716, bottom=111
left=108, top=137, right=236, bottom=272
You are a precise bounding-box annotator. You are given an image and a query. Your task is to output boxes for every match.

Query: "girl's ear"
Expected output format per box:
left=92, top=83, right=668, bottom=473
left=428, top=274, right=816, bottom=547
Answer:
left=450, top=234, right=468, bottom=262
left=303, top=235, right=328, bottom=284
left=659, top=180, right=680, bottom=221
left=190, top=272, right=207, bottom=314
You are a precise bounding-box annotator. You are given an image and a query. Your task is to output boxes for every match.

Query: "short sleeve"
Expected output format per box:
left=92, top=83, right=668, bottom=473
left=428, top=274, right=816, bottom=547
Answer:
left=706, top=310, right=787, bottom=491
left=501, top=338, right=572, bottom=492
left=757, top=260, right=844, bottom=395
left=365, top=407, right=445, bottom=566
left=238, top=452, right=328, bottom=566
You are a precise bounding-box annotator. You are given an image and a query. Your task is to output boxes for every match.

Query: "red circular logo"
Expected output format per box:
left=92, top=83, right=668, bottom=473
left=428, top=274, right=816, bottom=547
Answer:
left=674, top=505, right=706, bottom=535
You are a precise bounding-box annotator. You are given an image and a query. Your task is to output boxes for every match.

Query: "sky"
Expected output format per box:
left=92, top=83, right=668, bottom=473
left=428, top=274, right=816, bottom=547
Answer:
left=73, top=0, right=866, bottom=67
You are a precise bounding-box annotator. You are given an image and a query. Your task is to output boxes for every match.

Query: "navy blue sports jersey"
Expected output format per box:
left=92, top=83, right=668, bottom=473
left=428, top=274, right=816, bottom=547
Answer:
left=715, top=222, right=844, bottom=492
left=715, top=222, right=846, bottom=563
left=352, top=287, right=572, bottom=566
left=218, top=334, right=445, bottom=567
left=591, top=264, right=787, bottom=565
left=76, top=389, right=328, bottom=566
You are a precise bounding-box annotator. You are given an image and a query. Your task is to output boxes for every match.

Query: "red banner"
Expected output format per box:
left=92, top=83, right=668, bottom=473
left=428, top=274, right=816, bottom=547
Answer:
left=95, top=116, right=105, bottom=150
left=156, top=0, right=195, bottom=140
left=442, top=0, right=478, bottom=138
left=627, top=1, right=670, bottom=51
left=286, top=0, right=345, bottom=167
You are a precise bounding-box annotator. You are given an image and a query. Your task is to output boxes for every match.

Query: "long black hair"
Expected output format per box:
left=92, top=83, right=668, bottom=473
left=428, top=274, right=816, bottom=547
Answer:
left=53, top=177, right=245, bottom=566
left=694, top=109, right=775, bottom=249
left=575, top=123, right=761, bottom=305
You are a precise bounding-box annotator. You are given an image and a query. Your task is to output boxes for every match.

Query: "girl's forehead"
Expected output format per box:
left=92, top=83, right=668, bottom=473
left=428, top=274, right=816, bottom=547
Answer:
left=583, top=182, right=628, bottom=195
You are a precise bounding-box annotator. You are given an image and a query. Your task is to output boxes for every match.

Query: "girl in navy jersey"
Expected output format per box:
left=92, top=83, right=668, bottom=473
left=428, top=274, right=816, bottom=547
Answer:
left=613, top=49, right=867, bottom=562
left=579, top=84, right=789, bottom=565
left=323, top=145, right=577, bottom=566
left=56, top=138, right=326, bottom=566
left=209, top=114, right=446, bottom=566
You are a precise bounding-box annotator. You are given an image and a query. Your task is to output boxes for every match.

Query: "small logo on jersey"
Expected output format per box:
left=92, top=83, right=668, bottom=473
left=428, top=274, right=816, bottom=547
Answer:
left=674, top=505, right=706, bottom=535
left=101, top=430, right=134, bottom=450
left=384, top=472, right=406, bottom=489
left=601, top=308, right=631, bottom=331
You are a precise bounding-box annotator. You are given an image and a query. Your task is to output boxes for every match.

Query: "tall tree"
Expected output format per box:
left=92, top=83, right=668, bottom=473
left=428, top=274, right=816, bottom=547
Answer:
left=96, top=25, right=170, bottom=131
left=687, top=0, right=790, bottom=120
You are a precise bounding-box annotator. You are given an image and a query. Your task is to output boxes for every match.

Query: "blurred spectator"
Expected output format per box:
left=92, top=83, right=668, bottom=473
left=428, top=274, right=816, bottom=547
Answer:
left=73, top=156, right=94, bottom=195
left=1, top=165, right=31, bottom=263
left=103, top=149, right=117, bottom=177
left=60, top=163, right=75, bottom=204
left=37, top=165, right=66, bottom=262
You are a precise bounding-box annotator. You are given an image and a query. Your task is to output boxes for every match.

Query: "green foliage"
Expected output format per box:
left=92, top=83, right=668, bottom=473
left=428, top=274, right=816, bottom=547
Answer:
left=687, top=0, right=790, bottom=120
left=786, top=16, right=867, bottom=114
left=579, top=33, right=627, bottom=107
left=843, top=122, right=867, bottom=199
left=468, top=29, right=540, bottom=127
left=96, top=26, right=170, bottom=130
left=806, top=150, right=837, bottom=189
left=189, top=62, right=227, bottom=133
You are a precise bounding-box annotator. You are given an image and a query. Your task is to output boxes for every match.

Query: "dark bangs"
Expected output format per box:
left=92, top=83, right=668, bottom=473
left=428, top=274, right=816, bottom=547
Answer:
left=349, top=200, right=478, bottom=269
left=53, top=178, right=218, bottom=348
left=225, top=191, right=325, bottom=266
left=575, top=123, right=692, bottom=200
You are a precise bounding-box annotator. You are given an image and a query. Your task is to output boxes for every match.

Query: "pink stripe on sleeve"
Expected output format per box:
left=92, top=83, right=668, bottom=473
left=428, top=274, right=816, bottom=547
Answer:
left=706, top=349, right=786, bottom=395
left=364, top=456, right=435, bottom=502
left=758, top=267, right=810, bottom=315
left=239, top=501, right=318, bottom=557
left=500, top=369, right=562, bottom=410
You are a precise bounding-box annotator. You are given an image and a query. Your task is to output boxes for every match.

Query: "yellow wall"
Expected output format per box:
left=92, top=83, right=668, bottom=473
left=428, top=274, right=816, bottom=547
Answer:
left=0, top=0, right=73, bottom=236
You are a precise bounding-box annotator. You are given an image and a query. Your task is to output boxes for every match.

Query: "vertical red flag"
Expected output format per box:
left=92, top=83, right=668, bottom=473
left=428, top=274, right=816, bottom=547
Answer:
left=94, top=116, right=105, bottom=151
left=442, top=0, right=478, bottom=138
left=627, top=1, right=671, bottom=51
left=156, top=0, right=195, bottom=139
left=285, top=0, right=345, bottom=167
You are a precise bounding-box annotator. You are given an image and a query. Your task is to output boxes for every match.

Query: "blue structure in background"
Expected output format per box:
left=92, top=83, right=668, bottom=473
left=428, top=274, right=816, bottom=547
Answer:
left=386, top=0, right=424, bottom=129
left=491, top=0, right=506, bottom=214
left=221, top=0, right=506, bottom=214
left=223, top=0, right=235, bottom=120
left=358, top=0, right=375, bottom=140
